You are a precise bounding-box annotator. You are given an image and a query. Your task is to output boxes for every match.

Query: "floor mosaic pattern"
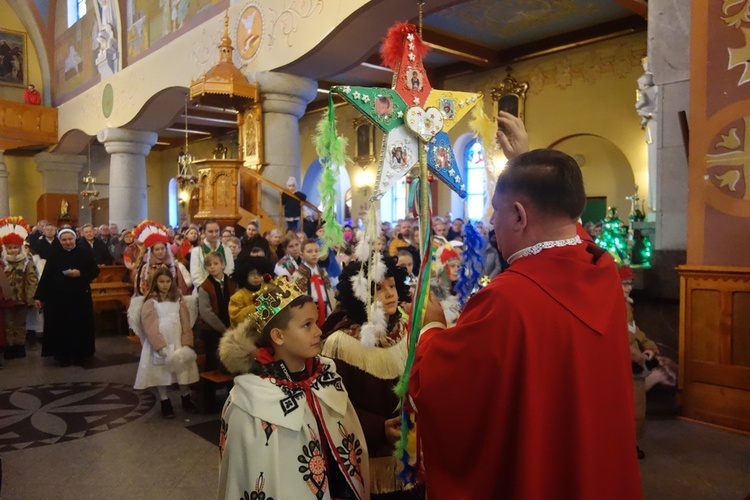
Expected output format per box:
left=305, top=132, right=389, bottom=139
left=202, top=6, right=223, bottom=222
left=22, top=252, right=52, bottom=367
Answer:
left=0, top=382, right=155, bottom=452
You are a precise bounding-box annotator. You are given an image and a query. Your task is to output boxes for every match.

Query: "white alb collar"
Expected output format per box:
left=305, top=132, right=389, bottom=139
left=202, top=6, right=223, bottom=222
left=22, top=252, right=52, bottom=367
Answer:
left=506, top=235, right=583, bottom=265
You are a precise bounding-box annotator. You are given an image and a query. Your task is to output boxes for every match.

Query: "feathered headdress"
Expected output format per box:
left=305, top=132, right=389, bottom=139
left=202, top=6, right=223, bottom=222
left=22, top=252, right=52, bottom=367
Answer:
left=0, top=216, right=30, bottom=247
left=434, top=243, right=459, bottom=269
left=133, top=220, right=169, bottom=248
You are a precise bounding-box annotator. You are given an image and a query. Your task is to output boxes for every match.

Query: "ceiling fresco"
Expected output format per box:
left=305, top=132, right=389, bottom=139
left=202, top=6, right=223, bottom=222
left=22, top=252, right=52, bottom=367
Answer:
left=424, top=0, right=634, bottom=50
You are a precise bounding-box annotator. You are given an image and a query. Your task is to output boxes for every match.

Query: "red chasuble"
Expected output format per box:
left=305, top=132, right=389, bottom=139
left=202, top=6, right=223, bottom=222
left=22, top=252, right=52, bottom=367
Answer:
left=410, top=239, right=642, bottom=500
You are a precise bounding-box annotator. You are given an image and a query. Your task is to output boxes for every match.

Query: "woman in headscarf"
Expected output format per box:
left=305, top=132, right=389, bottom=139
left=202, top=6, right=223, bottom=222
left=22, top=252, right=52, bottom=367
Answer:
left=321, top=256, right=422, bottom=499
left=34, top=228, right=99, bottom=366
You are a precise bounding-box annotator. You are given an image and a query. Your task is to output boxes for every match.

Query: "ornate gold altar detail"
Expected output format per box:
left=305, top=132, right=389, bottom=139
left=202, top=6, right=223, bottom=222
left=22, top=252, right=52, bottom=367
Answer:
left=189, top=12, right=264, bottom=225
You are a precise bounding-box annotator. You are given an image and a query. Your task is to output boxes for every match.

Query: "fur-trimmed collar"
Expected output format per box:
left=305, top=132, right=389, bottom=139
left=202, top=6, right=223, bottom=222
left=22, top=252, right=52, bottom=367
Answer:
left=321, top=326, right=407, bottom=380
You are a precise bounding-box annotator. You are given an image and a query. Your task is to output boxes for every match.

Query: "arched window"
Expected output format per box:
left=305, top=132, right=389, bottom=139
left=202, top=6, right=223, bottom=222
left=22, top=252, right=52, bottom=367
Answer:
left=464, top=139, right=486, bottom=221
left=67, top=0, right=87, bottom=27
left=168, top=178, right=178, bottom=228
left=380, top=178, right=408, bottom=224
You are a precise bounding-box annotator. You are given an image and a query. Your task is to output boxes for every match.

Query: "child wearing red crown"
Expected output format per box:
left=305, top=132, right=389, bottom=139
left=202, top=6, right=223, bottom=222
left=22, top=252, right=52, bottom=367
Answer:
left=217, top=276, right=370, bottom=500
left=430, top=243, right=461, bottom=326
left=132, top=220, right=192, bottom=297
left=0, top=217, right=39, bottom=360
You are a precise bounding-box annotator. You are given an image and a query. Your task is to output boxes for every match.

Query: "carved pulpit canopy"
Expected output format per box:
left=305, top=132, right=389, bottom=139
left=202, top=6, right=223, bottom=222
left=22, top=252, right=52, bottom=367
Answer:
left=189, top=11, right=258, bottom=111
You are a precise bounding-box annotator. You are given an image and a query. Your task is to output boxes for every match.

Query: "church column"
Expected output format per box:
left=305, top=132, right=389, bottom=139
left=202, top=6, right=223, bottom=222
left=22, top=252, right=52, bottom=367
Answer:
left=0, top=151, right=9, bottom=217
left=97, top=128, right=157, bottom=230
left=647, top=0, right=690, bottom=297
left=35, top=152, right=87, bottom=224
left=649, top=0, right=690, bottom=251
left=253, top=72, right=318, bottom=224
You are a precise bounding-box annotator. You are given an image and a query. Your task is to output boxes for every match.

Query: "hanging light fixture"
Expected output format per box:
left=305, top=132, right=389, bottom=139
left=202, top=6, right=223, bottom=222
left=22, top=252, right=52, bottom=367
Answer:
left=80, top=142, right=100, bottom=209
left=176, top=96, right=198, bottom=188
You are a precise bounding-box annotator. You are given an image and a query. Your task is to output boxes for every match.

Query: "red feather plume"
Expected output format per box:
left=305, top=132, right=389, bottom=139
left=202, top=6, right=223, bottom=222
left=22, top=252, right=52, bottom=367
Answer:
left=380, top=22, right=430, bottom=70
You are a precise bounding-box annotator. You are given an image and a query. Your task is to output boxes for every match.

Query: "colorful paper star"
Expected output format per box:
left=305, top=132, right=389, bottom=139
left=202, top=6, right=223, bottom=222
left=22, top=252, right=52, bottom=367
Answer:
left=331, top=27, right=483, bottom=201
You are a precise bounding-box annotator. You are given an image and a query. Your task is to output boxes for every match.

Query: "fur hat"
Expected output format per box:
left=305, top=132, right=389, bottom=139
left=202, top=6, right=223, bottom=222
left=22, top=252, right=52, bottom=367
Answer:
left=233, top=256, right=275, bottom=290
left=219, top=317, right=262, bottom=375
left=321, top=257, right=410, bottom=343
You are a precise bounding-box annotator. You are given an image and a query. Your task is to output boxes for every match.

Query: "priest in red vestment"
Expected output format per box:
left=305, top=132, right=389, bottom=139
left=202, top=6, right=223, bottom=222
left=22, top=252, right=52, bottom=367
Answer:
left=410, top=149, right=642, bottom=499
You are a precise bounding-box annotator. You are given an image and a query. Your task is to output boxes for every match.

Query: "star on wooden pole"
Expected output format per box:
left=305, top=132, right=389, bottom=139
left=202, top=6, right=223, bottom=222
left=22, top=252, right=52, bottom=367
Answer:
left=330, top=29, right=483, bottom=201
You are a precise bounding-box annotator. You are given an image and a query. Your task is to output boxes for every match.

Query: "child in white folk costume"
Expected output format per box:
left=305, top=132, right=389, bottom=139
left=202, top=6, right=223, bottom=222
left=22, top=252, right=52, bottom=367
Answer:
left=430, top=244, right=462, bottom=326
left=128, top=267, right=199, bottom=418
left=217, top=276, right=369, bottom=500
left=292, top=239, right=335, bottom=327
left=0, top=217, right=39, bottom=360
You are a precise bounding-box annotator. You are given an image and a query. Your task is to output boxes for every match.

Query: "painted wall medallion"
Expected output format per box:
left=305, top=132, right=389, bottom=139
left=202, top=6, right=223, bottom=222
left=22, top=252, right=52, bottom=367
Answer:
left=102, top=83, right=114, bottom=118
left=705, top=115, right=750, bottom=201
left=237, top=5, right=263, bottom=61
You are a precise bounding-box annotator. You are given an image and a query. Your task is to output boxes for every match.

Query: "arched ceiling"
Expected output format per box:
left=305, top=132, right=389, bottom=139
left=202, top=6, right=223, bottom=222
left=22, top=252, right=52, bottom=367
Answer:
left=11, top=0, right=647, bottom=153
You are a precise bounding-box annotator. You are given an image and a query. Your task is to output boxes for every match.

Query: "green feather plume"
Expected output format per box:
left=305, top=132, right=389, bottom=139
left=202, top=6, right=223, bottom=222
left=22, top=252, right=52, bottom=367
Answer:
left=314, top=94, right=348, bottom=252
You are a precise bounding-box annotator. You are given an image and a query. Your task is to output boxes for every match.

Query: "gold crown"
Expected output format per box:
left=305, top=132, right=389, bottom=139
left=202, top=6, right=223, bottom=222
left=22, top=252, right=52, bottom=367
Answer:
left=250, top=276, right=306, bottom=332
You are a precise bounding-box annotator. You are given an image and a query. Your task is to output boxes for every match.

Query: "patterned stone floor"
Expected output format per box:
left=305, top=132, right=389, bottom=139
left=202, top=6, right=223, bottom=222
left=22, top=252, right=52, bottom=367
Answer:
left=1, top=336, right=749, bottom=499
left=0, top=382, right=155, bottom=453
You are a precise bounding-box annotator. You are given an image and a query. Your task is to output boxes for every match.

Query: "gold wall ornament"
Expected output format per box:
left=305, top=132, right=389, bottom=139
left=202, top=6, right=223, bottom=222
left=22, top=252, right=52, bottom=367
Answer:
left=239, top=103, right=265, bottom=170
left=491, top=70, right=529, bottom=124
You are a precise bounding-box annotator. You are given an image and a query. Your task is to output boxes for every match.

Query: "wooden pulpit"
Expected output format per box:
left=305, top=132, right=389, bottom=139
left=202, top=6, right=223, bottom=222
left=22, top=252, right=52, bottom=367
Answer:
left=192, top=159, right=243, bottom=228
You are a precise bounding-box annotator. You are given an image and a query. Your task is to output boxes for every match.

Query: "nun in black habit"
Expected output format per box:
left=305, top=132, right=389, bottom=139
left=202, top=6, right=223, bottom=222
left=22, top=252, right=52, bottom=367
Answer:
left=35, top=228, right=100, bottom=366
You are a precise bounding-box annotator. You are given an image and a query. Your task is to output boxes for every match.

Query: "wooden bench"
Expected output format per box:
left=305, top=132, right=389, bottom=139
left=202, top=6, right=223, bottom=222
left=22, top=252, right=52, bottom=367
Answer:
left=200, top=370, right=234, bottom=412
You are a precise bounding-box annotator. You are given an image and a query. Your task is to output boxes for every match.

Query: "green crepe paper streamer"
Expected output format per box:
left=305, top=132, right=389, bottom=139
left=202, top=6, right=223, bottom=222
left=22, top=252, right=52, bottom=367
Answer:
left=395, top=224, right=432, bottom=399
left=314, top=94, right=348, bottom=252
left=393, top=218, right=433, bottom=462
left=407, top=178, right=432, bottom=215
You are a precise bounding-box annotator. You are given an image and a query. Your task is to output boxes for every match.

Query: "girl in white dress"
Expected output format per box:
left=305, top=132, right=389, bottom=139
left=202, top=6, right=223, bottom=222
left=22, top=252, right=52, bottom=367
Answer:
left=130, top=267, right=199, bottom=418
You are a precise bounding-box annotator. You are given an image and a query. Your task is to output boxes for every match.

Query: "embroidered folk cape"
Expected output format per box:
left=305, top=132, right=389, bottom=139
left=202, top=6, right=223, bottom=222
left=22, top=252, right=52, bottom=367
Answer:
left=410, top=238, right=643, bottom=500
left=218, top=348, right=370, bottom=500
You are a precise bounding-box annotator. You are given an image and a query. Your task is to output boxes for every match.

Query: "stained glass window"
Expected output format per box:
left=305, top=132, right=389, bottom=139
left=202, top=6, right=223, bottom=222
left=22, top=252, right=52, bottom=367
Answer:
left=464, top=139, right=486, bottom=221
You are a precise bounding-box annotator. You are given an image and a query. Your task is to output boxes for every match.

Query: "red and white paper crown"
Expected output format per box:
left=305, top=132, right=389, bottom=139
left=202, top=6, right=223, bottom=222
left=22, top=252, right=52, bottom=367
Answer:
left=133, top=220, right=169, bottom=248
left=0, top=216, right=30, bottom=247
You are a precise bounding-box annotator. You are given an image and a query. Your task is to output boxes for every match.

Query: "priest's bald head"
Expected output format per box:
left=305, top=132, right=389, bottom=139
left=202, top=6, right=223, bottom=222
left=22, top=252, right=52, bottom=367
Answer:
left=491, top=149, right=585, bottom=260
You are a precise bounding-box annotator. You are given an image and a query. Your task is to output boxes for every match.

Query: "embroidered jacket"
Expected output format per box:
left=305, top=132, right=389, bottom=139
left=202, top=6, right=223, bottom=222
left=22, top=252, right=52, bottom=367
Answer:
left=218, top=331, right=370, bottom=500
left=274, top=254, right=300, bottom=278
left=292, top=263, right=335, bottom=317
left=2, top=254, right=38, bottom=306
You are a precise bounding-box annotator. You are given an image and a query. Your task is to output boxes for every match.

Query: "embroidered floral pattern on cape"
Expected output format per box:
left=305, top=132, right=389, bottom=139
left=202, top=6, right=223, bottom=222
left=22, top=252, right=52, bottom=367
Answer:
left=336, top=422, right=364, bottom=482
left=242, top=472, right=274, bottom=500
left=298, top=425, right=328, bottom=499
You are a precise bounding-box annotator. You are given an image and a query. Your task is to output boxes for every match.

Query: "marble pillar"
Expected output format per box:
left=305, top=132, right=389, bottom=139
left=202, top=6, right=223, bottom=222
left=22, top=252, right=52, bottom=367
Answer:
left=35, top=152, right=87, bottom=226
left=648, top=0, right=690, bottom=251
left=0, top=151, right=9, bottom=217
left=641, top=0, right=690, bottom=298
left=252, top=72, right=318, bottom=224
left=97, top=128, right=157, bottom=230
left=35, top=152, right=87, bottom=194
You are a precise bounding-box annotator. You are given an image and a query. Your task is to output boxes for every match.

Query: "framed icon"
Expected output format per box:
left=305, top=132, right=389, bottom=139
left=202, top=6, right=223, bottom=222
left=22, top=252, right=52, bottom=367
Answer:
left=353, top=117, right=376, bottom=167
left=491, top=73, right=528, bottom=124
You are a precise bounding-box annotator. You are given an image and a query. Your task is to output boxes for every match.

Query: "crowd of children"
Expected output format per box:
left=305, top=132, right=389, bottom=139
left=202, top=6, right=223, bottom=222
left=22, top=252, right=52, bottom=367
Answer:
left=0, top=210, right=679, bottom=498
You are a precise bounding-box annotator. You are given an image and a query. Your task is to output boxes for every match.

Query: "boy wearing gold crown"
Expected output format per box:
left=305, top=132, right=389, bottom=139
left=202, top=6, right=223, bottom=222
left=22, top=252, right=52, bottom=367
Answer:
left=0, top=217, right=39, bottom=360
left=217, top=276, right=369, bottom=500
